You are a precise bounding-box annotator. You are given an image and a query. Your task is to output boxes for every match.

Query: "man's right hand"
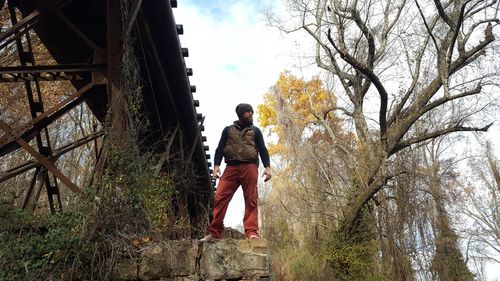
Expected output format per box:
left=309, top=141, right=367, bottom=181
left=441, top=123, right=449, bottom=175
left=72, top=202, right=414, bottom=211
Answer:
left=213, top=165, right=221, bottom=178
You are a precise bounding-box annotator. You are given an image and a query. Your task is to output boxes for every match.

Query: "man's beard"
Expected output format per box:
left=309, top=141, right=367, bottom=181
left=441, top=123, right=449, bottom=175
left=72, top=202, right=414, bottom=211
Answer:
left=240, top=116, right=253, bottom=125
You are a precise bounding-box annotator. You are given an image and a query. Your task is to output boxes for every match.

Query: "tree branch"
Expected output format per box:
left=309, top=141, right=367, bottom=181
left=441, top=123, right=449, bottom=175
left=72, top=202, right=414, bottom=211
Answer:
left=464, top=19, right=500, bottom=43
left=327, top=28, right=388, bottom=141
left=388, top=34, right=430, bottom=127
left=433, top=0, right=454, bottom=27
left=324, top=107, right=354, bottom=118
left=450, top=27, right=495, bottom=74
left=421, top=84, right=482, bottom=114
left=447, top=2, right=468, bottom=66
left=391, top=122, right=493, bottom=154
left=415, top=0, right=440, bottom=53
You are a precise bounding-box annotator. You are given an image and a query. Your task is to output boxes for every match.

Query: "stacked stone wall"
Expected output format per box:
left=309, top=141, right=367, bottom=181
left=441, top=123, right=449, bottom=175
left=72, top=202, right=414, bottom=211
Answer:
left=115, top=239, right=270, bottom=281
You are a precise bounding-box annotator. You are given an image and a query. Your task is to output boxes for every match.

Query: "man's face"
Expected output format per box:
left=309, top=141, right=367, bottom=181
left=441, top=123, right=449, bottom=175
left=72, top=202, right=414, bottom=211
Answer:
left=242, top=110, right=253, bottom=124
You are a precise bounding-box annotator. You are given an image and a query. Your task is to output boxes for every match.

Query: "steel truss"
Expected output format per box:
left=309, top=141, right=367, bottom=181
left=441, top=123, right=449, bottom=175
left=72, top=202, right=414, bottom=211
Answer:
left=0, top=0, right=112, bottom=213
left=0, top=0, right=211, bottom=238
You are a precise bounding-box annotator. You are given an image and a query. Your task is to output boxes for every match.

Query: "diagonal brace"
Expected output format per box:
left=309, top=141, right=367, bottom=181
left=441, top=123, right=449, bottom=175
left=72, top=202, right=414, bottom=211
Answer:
left=0, top=82, right=94, bottom=153
left=0, top=120, right=83, bottom=195
left=0, top=0, right=73, bottom=51
left=0, top=130, right=104, bottom=183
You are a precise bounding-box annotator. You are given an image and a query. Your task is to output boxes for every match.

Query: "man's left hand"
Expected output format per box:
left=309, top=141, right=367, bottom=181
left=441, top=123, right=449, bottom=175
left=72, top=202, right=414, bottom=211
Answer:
left=263, top=167, right=272, bottom=182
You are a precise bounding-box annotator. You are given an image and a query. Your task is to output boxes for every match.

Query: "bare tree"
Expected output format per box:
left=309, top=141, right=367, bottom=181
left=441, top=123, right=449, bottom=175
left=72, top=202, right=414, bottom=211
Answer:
left=422, top=138, right=473, bottom=281
left=271, top=0, right=499, bottom=236
left=454, top=143, right=500, bottom=267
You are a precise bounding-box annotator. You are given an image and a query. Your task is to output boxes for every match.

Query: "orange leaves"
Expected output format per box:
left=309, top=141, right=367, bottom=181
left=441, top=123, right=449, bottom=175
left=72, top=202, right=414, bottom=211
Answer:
left=132, top=235, right=152, bottom=247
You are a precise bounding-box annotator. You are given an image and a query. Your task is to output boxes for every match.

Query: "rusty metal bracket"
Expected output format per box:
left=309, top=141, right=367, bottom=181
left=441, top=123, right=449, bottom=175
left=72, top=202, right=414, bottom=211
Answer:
left=0, top=64, right=105, bottom=82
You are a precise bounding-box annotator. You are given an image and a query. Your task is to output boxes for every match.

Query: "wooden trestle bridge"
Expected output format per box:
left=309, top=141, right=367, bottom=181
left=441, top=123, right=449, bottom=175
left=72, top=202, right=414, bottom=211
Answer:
left=0, top=0, right=212, bottom=233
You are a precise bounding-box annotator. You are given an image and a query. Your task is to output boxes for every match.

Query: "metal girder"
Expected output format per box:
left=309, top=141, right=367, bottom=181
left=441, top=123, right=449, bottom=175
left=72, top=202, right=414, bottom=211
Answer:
left=124, top=0, right=142, bottom=38
left=187, top=116, right=204, bottom=162
left=154, top=124, right=180, bottom=175
left=0, top=5, right=40, bottom=50
left=138, top=11, right=178, bottom=117
left=0, top=0, right=72, bottom=51
left=0, top=64, right=105, bottom=82
left=56, top=12, right=102, bottom=52
left=0, top=82, right=95, bottom=156
left=0, top=130, right=104, bottom=183
left=5, top=0, right=62, bottom=212
left=107, top=0, right=121, bottom=100
left=0, top=120, right=82, bottom=195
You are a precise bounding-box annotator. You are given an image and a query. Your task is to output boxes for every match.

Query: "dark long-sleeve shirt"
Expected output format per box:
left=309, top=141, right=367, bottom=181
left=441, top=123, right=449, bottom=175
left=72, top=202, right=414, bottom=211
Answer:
left=214, top=123, right=270, bottom=168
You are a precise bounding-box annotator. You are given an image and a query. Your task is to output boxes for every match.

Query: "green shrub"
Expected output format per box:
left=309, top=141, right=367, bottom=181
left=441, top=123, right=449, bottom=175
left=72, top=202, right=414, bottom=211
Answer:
left=0, top=205, right=83, bottom=280
left=290, top=248, right=325, bottom=280
left=323, top=231, right=379, bottom=281
left=322, top=204, right=386, bottom=281
left=139, top=172, right=175, bottom=232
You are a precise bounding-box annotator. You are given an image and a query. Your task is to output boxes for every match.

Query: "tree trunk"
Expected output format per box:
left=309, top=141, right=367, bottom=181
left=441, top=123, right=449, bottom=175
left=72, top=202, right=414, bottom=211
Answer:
left=429, top=163, right=473, bottom=281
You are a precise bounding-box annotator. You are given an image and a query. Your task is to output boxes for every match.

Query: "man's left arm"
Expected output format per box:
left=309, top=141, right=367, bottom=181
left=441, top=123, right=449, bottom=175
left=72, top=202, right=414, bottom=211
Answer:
left=254, top=127, right=272, bottom=182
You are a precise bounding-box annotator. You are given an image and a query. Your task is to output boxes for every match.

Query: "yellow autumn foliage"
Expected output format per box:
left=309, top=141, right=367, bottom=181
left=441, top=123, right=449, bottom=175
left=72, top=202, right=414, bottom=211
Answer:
left=258, top=71, right=350, bottom=156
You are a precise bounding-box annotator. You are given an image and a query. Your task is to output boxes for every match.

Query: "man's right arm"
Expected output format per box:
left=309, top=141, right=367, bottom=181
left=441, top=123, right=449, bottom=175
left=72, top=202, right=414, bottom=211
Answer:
left=213, top=127, right=228, bottom=178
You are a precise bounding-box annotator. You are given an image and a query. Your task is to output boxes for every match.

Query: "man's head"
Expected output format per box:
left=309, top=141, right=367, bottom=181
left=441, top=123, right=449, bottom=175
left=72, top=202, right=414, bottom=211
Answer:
left=235, top=103, right=254, bottom=125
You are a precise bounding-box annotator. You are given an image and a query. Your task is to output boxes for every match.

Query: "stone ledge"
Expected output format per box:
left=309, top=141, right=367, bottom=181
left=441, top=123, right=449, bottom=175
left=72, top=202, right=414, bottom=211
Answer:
left=115, top=239, right=270, bottom=281
left=200, top=239, right=270, bottom=280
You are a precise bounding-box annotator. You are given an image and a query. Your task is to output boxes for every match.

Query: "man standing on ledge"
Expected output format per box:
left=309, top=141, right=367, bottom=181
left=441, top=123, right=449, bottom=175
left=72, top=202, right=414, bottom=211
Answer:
left=200, top=103, right=272, bottom=242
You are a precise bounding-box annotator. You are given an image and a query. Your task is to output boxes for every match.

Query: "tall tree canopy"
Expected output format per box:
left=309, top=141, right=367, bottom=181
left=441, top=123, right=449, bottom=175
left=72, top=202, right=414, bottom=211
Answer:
left=260, top=0, right=499, bottom=279
left=269, top=0, right=499, bottom=234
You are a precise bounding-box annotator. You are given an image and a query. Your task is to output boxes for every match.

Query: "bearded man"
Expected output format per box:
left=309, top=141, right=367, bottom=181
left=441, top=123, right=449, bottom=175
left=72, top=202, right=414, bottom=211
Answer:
left=200, top=103, right=272, bottom=242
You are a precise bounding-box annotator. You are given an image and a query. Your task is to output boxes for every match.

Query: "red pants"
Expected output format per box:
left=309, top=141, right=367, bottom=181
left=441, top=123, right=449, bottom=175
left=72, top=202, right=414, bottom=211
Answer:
left=208, top=163, right=259, bottom=238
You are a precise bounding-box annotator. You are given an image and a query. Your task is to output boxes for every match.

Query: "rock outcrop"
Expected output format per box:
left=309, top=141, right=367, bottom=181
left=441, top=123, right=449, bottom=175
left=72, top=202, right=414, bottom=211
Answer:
left=114, top=239, right=270, bottom=281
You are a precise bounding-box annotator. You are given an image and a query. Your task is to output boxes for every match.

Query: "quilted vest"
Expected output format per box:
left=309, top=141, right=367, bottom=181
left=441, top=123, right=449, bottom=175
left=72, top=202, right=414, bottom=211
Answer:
left=223, top=124, right=258, bottom=163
